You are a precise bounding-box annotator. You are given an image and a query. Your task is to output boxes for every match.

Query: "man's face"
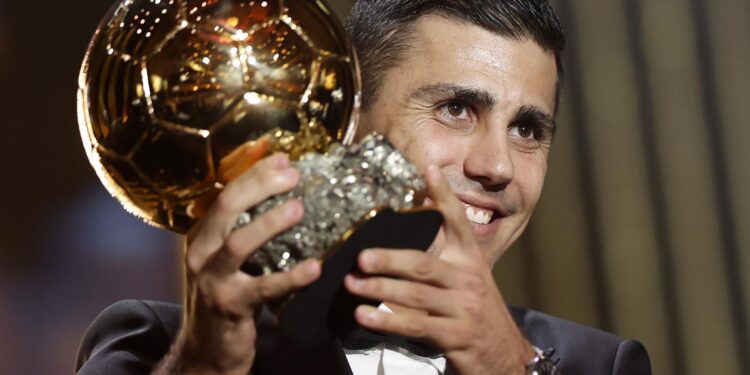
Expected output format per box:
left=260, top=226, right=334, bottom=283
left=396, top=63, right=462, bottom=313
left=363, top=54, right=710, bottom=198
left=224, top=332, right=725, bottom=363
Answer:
left=357, top=15, right=558, bottom=263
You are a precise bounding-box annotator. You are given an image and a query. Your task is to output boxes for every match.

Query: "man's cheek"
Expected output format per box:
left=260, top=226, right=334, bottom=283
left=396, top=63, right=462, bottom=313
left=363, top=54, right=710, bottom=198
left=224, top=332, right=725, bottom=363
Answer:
left=515, top=159, right=547, bottom=200
left=383, top=125, right=419, bottom=160
left=417, top=134, right=467, bottom=171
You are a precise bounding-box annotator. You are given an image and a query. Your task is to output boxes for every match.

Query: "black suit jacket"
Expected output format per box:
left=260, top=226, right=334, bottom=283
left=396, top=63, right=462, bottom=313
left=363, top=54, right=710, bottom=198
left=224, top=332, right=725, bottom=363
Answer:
left=75, top=300, right=651, bottom=374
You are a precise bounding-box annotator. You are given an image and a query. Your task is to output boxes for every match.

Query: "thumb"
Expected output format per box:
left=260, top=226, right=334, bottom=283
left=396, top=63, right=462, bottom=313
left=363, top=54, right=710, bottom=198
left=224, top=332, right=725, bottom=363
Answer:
left=424, top=166, right=481, bottom=264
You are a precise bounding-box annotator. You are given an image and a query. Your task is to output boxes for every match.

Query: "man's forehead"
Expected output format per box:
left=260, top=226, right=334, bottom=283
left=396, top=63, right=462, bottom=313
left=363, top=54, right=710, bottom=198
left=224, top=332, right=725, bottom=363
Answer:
left=408, top=15, right=544, bottom=61
left=398, top=16, right=558, bottom=114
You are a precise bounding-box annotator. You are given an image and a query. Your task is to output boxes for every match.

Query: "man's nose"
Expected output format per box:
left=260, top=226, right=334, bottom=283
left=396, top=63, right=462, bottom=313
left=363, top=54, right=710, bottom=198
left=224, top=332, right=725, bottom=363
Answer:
left=462, top=129, right=515, bottom=189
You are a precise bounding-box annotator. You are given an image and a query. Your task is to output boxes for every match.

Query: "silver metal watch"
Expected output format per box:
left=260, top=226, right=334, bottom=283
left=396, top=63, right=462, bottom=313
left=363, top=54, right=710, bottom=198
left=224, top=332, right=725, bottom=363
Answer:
left=526, top=346, right=561, bottom=375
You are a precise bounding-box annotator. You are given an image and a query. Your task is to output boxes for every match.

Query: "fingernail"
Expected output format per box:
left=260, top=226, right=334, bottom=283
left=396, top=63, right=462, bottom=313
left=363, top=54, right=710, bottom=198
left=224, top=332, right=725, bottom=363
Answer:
left=281, top=169, right=298, bottom=182
left=360, top=251, right=375, bottom=270
left=346, top=274, right=363, bottom=289
left=357, top=306, right=377, bottom=323
left=306, top=261, right=320, bottom=277
left=285, top=201, right=301, bottom=218
left=273, top=153, right=289, bottom=169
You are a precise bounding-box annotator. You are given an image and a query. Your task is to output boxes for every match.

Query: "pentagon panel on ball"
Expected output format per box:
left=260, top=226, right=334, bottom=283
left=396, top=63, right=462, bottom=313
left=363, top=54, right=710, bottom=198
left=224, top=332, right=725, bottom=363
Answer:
left=78, top=0, right=360, bottom=233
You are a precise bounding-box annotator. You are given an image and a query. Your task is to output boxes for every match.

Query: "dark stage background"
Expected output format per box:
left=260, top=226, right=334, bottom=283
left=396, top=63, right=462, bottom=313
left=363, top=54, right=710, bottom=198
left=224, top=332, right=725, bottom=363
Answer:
left=0, top=1, right=748, bottom=374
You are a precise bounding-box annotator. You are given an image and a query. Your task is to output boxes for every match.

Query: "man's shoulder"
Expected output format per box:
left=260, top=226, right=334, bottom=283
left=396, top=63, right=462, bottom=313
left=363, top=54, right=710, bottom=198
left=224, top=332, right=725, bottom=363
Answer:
left=509, top=305, right=652, bottom=374
left=75, top=300, right=181, bottom=374
left=84, top=299, right=182, bottom=343
left=92, top=299, right=181, bottom=328
left=508, top=304, right=622, bottom=347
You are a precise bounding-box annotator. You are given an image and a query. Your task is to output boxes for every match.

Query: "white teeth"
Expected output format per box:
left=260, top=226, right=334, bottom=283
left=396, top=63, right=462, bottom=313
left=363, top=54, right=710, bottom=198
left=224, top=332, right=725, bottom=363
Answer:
left=465, top=205, right=492, bottom=225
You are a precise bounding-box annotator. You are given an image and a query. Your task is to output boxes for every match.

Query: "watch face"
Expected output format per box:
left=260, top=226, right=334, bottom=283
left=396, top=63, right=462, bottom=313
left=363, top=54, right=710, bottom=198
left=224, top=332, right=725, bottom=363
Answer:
left=526, top=347, right=561, bottom=375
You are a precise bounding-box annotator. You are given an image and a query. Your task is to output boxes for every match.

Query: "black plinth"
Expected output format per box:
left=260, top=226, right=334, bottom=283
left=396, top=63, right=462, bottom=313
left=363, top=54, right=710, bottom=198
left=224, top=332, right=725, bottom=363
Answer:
left=278, top=208, right=443, bottom=347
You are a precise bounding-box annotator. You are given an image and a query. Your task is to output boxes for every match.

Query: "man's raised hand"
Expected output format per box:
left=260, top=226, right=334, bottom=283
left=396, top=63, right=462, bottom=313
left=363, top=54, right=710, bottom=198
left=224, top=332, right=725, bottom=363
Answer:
left=155, top=148, right=321, bottom=375
left=344, top=165, right=536, bottom=374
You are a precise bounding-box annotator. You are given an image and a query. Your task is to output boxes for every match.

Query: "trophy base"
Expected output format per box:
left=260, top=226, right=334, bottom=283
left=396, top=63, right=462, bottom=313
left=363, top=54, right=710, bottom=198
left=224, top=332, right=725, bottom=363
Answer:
left=237, top=133, right=425, bottom=276
left=278, top=207, right=443, bottom=347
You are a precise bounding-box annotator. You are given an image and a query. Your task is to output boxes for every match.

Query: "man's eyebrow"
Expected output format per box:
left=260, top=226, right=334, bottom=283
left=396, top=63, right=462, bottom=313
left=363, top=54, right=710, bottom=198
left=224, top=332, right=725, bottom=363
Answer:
left=410, top=83, right=496, bottom=110
left=410, top=85, right=556, bottom=134
left=514, top=105, right=557, bottom=135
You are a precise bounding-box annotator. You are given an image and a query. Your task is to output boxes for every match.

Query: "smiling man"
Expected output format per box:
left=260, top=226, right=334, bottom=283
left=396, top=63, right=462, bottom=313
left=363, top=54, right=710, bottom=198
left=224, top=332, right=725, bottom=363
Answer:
left=354, top=17, right=557, bottom=263
left=76, top=1, right=651, bottom=374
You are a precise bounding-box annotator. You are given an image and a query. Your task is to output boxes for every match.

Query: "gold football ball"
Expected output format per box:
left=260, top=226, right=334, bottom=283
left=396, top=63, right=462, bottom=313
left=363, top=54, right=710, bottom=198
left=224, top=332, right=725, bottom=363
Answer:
left=77, top=0, right=361, bottom=233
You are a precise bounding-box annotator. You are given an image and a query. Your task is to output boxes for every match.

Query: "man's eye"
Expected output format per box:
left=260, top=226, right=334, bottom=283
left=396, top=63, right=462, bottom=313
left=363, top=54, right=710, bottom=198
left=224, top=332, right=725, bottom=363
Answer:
left=447, top=103, right=466, bottom=117
left=438, top=101, right=472, bottom=122
left=510, top=123, right=537, bottom=140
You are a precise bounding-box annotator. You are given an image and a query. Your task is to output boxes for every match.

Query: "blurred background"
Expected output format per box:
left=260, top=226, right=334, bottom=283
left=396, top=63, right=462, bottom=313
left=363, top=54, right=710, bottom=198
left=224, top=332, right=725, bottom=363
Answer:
left=0, top=0, right=747, bottom=374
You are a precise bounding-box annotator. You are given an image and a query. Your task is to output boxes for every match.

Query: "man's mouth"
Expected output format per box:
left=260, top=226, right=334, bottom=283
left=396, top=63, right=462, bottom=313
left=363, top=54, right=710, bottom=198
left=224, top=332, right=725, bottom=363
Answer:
left=459, top=200, right=503, bottom=238
left=464, top=205, right=494, bottom=225
left=457, top=193, right=504, bottom=224
left=422, top=194, right=505, bottom=237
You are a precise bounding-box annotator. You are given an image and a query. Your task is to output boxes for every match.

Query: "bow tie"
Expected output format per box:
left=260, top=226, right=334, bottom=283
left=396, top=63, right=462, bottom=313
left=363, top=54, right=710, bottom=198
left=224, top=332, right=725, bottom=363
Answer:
left=339, top=326, right=442, bottom=358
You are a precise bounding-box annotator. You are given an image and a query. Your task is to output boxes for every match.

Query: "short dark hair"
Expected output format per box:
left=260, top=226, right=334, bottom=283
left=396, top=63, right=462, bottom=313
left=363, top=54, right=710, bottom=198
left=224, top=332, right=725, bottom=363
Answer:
left=346, top=0, right=566, bottom=111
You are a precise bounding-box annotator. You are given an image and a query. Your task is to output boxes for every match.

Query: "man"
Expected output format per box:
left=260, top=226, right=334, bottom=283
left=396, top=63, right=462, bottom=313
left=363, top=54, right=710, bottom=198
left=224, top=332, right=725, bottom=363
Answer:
left=76, top=1, right=652, bottom=374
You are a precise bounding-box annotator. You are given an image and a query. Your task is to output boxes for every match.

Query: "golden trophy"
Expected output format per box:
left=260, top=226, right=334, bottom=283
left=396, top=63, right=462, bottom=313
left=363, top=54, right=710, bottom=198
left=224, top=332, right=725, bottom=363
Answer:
left=78, top=0, right=433, bottom=276
left=79, top=0, right=443, bottom=345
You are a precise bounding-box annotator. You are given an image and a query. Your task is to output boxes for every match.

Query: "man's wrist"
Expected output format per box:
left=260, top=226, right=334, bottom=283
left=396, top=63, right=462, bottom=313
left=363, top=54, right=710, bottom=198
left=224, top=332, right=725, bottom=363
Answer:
left=152, top=330, right=252, bottom=375
left=524, top=346, right=561, bottom=375
left=515, top=340, right=539, bottom=375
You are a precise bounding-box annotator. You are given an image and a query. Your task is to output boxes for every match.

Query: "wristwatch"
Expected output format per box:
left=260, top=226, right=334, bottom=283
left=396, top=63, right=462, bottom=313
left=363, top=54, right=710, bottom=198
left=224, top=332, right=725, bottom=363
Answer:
left=525, top=346, right=561, bottom=375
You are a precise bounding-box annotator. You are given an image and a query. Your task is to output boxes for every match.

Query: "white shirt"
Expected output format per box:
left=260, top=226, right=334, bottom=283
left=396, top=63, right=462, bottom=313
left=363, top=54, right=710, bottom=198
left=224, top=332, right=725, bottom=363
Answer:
left=344, top=304, right=447, bottom=375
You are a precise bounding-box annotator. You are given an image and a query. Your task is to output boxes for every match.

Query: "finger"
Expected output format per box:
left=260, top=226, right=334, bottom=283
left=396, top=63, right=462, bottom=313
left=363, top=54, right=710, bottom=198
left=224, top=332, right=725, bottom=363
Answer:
left=425, top=166, right=484, bottom=268
left=205, top=154, right=295, bottom=236
left=219, top=153, right=294, bottom=211
left=219, top=138, right=270, bottom=184
left=191, top=139, right=271, bottom=219
left=190, top=189, right=219, bottom=219
left=189, top=154, right=298, bottom=270
left=345, top=274, right=463, bottom=317
left=425, top=165, right=474, bottom=246
left=355, top=304, right=466, bottom=350
left=357, top=248, right=471, bottom=289
left=205, top=200, right=304, bottom=274
left=246, top=259, right=321, bottom=303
